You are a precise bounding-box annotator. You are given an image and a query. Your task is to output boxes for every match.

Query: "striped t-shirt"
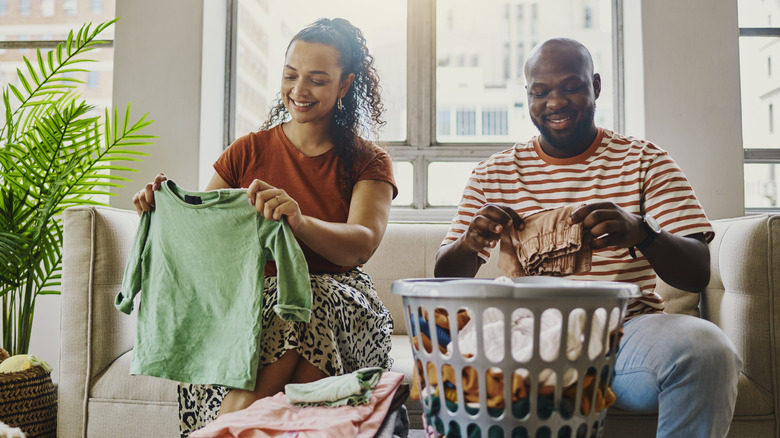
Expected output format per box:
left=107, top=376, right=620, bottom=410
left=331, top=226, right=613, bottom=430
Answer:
left=442, top=128, right=714, bottom=317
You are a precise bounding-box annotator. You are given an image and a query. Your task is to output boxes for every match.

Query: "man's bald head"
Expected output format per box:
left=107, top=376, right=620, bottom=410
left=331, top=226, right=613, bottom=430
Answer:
left=524, top=38, right=595, bottom=80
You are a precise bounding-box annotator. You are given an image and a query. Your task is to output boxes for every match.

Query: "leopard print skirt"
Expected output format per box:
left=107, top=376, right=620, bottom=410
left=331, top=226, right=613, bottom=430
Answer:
left=178, top=267, right=394, bottom=437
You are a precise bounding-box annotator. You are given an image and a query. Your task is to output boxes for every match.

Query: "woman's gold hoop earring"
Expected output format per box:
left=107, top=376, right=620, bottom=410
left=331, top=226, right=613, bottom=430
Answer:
left=337, top=98, right=343, bottom=112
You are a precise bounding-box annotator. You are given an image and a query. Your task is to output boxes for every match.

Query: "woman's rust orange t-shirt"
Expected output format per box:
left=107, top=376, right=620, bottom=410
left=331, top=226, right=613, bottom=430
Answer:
left=213, top=124, right=397, bottom=274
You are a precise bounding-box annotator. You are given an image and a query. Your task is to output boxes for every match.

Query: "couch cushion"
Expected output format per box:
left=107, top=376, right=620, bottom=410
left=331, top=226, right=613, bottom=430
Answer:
left=90, top=350, right=177, bottom=402
left=365, top=222, right=501, bottom=336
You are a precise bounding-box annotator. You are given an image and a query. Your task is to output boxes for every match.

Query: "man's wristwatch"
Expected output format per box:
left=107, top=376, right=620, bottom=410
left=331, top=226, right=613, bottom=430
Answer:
left=629, top=214, right=661, bottom=259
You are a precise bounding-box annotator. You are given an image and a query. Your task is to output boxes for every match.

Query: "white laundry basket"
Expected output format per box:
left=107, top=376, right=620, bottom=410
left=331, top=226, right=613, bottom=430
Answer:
left=392, top=277, right=640, bottom=438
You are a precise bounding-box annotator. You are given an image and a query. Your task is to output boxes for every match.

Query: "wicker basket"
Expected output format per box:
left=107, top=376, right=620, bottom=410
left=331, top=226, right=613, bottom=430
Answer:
left=0, top=348, right=57, bottom=438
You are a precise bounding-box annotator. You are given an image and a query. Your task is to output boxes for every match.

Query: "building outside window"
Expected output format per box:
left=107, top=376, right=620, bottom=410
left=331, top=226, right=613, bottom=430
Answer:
left=455, top=107, right=476, bottom=136
left=0, top=1, right=116, bottom=125
left=739, top=0, right=780, bottom=211
left=482, top=106, right=508, bottom=136
left=230, top=0, right=615, bottom=219
left=64, top=0, right=77, bottom=16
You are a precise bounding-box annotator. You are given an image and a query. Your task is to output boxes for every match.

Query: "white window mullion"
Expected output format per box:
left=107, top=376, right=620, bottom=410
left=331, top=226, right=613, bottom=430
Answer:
left=407, top=0, right=436, bottom=209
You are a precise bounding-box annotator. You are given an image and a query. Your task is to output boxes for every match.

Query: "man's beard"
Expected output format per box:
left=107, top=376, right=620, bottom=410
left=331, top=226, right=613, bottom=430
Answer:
left=533, top=104, right=596, bottom=153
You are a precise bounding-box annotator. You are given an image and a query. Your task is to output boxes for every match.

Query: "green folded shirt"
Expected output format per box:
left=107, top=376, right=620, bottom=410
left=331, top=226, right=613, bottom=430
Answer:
left=285, top=367, right=384, bottom=407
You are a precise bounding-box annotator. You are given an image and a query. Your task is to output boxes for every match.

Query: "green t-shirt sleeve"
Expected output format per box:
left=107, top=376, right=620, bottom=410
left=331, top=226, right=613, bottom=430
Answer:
left=262, top=218, right=312, bottom=322
left=115, top=211, right=151, bottom=314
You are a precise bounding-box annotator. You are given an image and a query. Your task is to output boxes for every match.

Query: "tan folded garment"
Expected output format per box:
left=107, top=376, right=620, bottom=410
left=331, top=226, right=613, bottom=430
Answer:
left=498, top=204, right=592, bottom=277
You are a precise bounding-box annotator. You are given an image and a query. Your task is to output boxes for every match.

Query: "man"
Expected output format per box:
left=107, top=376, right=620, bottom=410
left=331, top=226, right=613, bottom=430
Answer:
left=434, top=38, right=741, bottom=437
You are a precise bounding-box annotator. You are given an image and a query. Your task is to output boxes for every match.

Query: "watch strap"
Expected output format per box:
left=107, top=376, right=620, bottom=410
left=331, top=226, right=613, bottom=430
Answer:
left=629, top=214, right=660, bottom=259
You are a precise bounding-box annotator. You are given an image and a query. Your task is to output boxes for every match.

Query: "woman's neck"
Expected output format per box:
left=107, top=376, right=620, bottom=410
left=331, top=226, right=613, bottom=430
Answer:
left=282, top=121, right=334, bottom=156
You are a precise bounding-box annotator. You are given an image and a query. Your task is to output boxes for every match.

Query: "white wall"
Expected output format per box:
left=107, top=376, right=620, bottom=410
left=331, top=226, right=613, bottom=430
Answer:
left=623, top=0, right=745, bottom=220
left=109, top=0, right=227, bottom=208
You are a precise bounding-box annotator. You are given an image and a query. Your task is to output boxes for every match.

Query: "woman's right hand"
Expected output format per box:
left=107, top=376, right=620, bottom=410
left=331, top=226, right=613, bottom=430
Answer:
left=132, top=173, right=168, bottom=216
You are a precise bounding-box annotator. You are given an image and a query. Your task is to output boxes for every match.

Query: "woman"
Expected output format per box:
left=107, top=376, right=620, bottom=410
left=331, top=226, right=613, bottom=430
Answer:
left=133, top=18, right=397, bottom=435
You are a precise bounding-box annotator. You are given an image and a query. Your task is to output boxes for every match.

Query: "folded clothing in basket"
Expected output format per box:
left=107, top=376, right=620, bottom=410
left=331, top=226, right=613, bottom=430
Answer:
left=409, top=305, right=619, bottom=416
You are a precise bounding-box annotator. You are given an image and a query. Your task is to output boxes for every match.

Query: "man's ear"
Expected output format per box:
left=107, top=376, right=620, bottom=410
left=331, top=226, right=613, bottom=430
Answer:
left=593, top=73, right=601, bottom=100
left=339, top=73, right=356, bottom=98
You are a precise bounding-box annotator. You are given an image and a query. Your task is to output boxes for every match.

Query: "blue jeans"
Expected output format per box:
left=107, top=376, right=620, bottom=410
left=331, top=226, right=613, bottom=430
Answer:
left=611, top=313, right=742, bottom=438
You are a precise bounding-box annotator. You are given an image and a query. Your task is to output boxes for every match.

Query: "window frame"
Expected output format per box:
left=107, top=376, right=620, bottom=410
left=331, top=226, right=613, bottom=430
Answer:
left=739, top=25, right=780, bottom=214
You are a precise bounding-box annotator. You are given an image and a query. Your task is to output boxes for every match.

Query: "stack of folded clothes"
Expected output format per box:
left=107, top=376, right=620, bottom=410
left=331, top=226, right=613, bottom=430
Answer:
left=190, top=368, right=409, bottom=438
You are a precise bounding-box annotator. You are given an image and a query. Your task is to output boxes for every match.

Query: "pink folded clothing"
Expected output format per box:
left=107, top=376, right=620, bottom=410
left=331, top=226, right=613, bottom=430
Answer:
left=189, top=371, right=404, bottom=438
left=498, top=204, right=592, bottom=277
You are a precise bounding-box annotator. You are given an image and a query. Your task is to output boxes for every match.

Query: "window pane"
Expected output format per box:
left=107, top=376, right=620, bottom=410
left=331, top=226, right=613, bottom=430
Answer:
left=436, top=0, right=614, bottom=144
left=63, top=0, right=77, bottom=16
left=739, top=36, right=780, bottom=148
left=0, top=3, right=116, bottom=118
left=234, top=0, right=406, bottom=143
left=1, top=47, right=114, bottom=118
left=427, top=161, right=479, bottom=206
left=41, top=0, right=54, bottom=17
left=392, top=161, right=413, bottom=206
left=738, top=0, right=778, bottom=27
left=745, top=163, right=780, bottom=208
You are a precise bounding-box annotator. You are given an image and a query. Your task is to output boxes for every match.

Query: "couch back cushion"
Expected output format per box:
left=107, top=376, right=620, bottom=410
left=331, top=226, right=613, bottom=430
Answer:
left=364, top=217, right=778, bottom=335
left=362, top=222, right=499, bottom=335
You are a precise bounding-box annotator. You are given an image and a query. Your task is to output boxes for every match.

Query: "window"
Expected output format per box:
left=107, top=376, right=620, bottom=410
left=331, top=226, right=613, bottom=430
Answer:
left=91, top=0, right=103, bottom=14
left=230, top=0, right=616, bottom=219
left=87, top=71, right=99, bottom=89
left=482, top=106, right=509, bottom=136
left=228, top=0, right=406, bottom=143
left=738, top=0, right=780, bottom=211
left=20, top=0, right=30, bottom=16
left=64, top=0, right=78, bottom=15
left=585, top=6, right=593, bottom=28
left=41, top=0, right=54, bottom=17
left=0, top=2, right=116, bottom=119
left=455, top=107, right=476, bottom=136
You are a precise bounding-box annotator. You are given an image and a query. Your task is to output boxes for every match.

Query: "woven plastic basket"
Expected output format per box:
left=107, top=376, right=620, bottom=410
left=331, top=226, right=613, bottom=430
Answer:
left=392, top=277, right=640, bottom=438
left=0, top=349, right=57, bottom=438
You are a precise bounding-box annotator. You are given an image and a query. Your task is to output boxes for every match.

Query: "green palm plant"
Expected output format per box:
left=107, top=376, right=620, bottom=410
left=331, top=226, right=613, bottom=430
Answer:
left=0, top=19, right=155, bottom=356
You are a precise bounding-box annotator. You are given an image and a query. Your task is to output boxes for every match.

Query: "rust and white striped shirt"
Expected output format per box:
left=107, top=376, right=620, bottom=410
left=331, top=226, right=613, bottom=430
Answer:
left=443, top=128, right=714, bottom=317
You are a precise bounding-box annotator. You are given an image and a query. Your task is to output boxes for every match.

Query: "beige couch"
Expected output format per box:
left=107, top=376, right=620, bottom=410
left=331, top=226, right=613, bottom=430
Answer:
left=59, top=205, right=780, bottom=437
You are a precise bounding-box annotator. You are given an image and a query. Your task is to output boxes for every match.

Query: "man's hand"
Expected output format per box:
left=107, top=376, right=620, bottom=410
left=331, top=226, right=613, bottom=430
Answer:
left=569, top=202, right=646, bottom=250
left=462, top=204, right=525, bottom=252
left=570, top=202, right=710, bottom=291
left=434, top=204, right=523, bottom=278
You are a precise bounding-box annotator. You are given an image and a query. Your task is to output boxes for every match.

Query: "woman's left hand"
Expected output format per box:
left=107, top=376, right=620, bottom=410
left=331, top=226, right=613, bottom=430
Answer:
left=247, top=179, right=303, bottom=231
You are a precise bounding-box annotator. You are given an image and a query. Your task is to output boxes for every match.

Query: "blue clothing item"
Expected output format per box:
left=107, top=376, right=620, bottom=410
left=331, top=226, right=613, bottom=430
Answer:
left=116, top=180, right=312, bottom=390
left=611, top=313, right=742, bottom=438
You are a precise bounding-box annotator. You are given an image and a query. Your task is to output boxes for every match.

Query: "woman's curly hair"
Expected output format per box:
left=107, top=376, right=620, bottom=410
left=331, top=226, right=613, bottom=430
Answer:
left=261, top=18, right=386, bottom=201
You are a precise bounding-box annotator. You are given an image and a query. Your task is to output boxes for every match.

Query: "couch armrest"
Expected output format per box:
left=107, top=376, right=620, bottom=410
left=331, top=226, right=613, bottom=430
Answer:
left=702, top=214, right=780, bottom=416
left=59, top=206, right=140, bottom=437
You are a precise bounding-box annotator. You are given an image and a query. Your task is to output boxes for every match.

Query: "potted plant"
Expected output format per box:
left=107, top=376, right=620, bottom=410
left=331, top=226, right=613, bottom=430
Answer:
left=0, top=18, right=155, bottom=358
